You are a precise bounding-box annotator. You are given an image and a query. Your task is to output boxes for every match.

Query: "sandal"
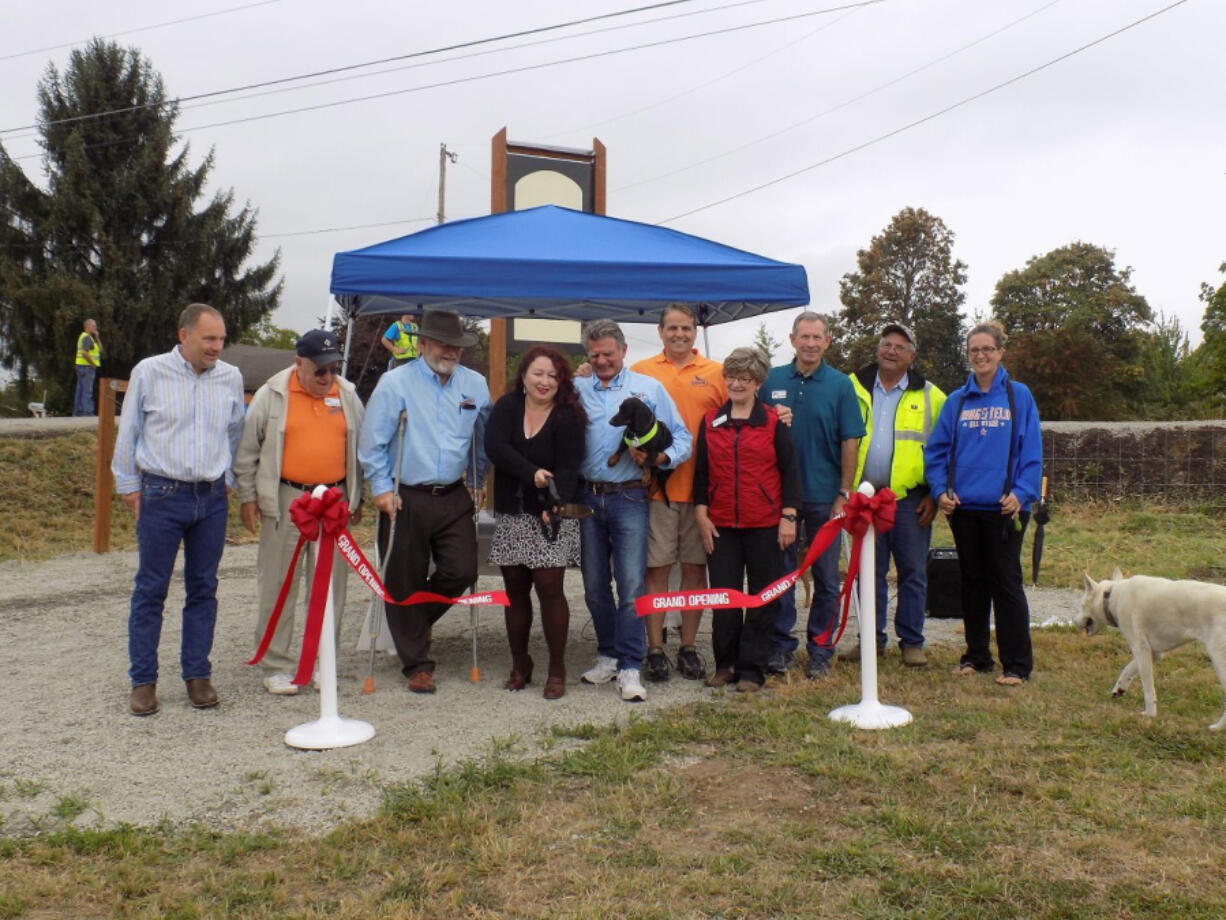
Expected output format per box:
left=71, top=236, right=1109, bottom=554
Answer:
left=995, top=673, right=1025, bottom=687
left=952, top=664, right=978, bottom=677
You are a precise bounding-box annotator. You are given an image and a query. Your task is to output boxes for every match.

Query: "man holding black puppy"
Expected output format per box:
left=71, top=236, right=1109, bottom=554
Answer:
left=575, top=318, right=691, bottom=702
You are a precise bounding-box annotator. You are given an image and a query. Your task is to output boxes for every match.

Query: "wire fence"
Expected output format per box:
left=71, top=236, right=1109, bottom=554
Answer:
left=1041, top=422, right=1226, bottom=508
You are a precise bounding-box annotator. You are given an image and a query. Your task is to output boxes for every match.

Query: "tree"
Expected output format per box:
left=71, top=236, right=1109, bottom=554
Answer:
left=0, top=39, right=280, bottom=409
left=752, top=321, right=782, bottom=361
left=990, top=242, right=1152, bottom=420
left=238, top=316, right=300, bottom=350
left=835, top=207, right=968, bottom=391
left=1199, top=263, right=1226, bottom=402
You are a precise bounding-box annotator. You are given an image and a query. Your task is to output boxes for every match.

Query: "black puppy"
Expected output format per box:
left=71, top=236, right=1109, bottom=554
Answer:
left=608, top=396, right=673, bottom=501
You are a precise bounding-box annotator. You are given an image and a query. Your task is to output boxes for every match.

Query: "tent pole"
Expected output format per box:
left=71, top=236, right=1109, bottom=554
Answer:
left=323, top=295, right=336, bottom=331
left=341, top=317, right=355, bottom=377
left=702, top=323, right=710, bottom=358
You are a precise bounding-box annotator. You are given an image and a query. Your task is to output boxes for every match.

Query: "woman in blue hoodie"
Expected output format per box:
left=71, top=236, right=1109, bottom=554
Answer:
left=925, top=322, right=1042, bottom=686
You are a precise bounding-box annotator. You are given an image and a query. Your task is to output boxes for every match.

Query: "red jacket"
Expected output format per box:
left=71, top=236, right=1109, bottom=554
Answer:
left=702, top=402, right=783, bottom=528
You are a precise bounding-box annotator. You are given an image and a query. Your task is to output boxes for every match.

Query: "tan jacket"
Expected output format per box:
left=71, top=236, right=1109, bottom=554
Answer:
left=233, top=366, right=364, bottom=520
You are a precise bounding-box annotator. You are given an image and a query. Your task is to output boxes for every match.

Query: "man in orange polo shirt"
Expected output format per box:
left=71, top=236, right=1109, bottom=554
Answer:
left=234, top=330, right=365, bottom=695
left=630, top=303, right=727, bottom=682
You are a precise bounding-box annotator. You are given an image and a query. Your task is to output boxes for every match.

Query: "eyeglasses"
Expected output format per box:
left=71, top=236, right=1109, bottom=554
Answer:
left=878, top=343, right=911, bottom=353
left=968, top=346, right=999, bottom=356
left=725, top=375, right=757, bottom=385
left=312, top=365, right=340, bottom=378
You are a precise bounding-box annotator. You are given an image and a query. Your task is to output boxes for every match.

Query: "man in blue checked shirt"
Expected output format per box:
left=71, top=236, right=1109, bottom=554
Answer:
left=112, top=303, right=246, bottom=717
left=359, top=309, right=491, bottom=695
left=575, top=319, right=691, bottom=703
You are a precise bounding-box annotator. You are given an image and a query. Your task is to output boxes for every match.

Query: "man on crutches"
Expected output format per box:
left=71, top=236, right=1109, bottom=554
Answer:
left=358, top=309, right=491, bottom=695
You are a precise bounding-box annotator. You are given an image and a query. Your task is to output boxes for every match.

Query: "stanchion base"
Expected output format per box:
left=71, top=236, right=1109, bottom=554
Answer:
left=829, top=701, right=912, bottom=730
left=285, top=716, right=375, bottom=750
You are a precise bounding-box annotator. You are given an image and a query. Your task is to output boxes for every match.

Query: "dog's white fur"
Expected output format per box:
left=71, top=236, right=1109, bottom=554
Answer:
left=1077, top=568, right=1226, bottom=731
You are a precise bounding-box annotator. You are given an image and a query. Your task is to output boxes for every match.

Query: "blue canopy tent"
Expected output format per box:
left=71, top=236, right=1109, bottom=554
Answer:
left=329, top=205, right=809, bottom=328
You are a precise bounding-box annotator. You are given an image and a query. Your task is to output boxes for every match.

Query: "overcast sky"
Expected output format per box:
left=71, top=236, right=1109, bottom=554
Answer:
left=2, top=0, right=1220, bottom=364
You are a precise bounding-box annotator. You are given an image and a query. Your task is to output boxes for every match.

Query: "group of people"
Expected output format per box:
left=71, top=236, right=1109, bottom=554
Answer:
left=110, top=301, right=1042, bottom=717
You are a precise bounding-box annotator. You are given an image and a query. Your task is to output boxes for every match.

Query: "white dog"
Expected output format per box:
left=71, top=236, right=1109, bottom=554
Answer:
left=1078, top=568, right=1226, bottom=731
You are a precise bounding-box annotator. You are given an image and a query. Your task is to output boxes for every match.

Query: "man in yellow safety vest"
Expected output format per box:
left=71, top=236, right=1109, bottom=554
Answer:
left=847, top=322, right=946, bottom=669
left=381, top=313, right=419, bottom=370
left=73, top=318, right=102, bottom=416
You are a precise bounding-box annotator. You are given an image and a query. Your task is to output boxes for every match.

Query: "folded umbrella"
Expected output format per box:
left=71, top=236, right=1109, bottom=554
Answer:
left=1031, top=476, right=1050, bottom=586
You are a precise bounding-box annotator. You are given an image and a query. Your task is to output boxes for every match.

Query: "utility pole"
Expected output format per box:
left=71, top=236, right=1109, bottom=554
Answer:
left=437, top=143, right=458, bottom=224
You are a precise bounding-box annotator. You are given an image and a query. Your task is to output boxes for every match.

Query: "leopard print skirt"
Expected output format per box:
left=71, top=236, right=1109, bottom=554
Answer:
left=488, top=512, right=581, bottom=569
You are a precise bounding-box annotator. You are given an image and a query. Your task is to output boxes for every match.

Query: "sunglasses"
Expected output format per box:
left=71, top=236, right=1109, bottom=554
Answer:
left=312, top=364, right=340, bottom=378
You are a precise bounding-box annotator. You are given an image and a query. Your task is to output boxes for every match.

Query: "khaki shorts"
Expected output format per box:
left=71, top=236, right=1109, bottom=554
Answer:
left=647, top=501, right=708, bottom=568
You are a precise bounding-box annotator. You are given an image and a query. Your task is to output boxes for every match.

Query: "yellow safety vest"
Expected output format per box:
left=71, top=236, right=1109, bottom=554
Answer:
left=851, top=369, right=945, bottom=500
left=75, top=332, right=101, bottom=367
left=390, top=320, right=418, bottom=360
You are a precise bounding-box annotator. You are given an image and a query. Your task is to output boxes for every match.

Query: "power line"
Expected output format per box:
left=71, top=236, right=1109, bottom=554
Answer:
left=0, top=1, right=287, bottom=63
left=616, top=0, right=1064, bottom=194
left=134, top=0, right=815, bottom=124
left=659, top=0, right=1190, bottom=224
left=0, top=0, right=707, bottom=136
left=4, top=0, right=891, bottom=162
left=537, top=6, right=863, bottom=142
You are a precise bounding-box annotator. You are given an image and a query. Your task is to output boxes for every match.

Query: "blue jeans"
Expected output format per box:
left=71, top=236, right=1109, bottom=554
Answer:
left=772, top=502, right=841, bottom=666
left=580, top=486, right=649, bottom=671
left=874, top=491, right=931, bottom=650
left=128, top=474, right=229, bottom=686
left=73, top=366, right=95, bottom=416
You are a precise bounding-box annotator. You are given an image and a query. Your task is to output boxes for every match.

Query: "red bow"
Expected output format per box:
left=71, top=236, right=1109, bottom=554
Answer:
left=288, top=488, right=349, bottom=541
left=815, top=488, right=897, bottom=646
left=249, top=487, right=511, bottom=685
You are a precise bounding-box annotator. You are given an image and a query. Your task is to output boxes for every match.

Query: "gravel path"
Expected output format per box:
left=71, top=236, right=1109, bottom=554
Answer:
left=0, top=544, right=1082, bottom=836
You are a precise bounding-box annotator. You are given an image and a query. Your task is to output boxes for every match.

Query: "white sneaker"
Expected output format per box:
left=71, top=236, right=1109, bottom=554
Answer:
left=263, top=673, right=299, bottom=695
left=618, top=668, right=647, bottom=702
left=581, top=655, right=619, bottom=685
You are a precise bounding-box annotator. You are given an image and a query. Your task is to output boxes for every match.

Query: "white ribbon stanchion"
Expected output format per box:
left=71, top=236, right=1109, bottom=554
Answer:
left=829, top=482, right=913, bottom=730
left=285, top=487, right=377, bottom=750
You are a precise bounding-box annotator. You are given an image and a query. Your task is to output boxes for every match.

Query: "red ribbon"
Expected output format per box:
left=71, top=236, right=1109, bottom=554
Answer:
left=247, top=487, right=508, bottom=685
left=634, top=489, right=897, bottom=650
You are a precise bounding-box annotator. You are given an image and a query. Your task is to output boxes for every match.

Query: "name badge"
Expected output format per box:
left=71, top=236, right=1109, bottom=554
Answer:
left=712, top=414, right=728, bottom=427
left=770, top=390, right=787, bottom=400
left=324, top=397, right=341, bottom=408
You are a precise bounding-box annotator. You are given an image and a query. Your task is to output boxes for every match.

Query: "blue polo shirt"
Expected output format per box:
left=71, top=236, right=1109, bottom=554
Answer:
left=759, top=359, right=865, bottom=504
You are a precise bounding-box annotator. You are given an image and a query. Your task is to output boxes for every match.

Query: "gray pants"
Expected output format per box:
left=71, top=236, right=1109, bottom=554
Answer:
left=253, top=482, right=349, bottom=673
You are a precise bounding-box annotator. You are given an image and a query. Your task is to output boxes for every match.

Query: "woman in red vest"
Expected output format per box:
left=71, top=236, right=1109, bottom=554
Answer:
left=693, top=347, right=803, bottom=691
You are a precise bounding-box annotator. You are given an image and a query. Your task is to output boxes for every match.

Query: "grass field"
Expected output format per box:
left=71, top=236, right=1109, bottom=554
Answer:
left=3, top=629, right=1226, bottom=918
left=2, top=431, right=1225, bottom=918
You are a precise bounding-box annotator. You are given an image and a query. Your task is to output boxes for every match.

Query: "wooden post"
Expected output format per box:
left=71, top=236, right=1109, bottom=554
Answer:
left=93, top=378, right=126, bottom=553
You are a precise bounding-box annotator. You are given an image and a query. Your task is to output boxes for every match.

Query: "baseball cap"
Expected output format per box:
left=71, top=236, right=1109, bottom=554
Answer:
left=296, top=329, right=343, bottom=365
left=880, top=322, right=916, bottom=348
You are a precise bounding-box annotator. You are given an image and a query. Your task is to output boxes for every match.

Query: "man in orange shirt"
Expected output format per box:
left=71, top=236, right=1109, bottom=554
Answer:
left=630, top=304, right=727, bottom=682
left=233, top=330, right=365, bottom=695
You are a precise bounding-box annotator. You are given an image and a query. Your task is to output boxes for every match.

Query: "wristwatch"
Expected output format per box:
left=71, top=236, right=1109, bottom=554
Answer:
left=780, top=512, right=797, bottom=522
left=839, top=489, right=851, bottom=500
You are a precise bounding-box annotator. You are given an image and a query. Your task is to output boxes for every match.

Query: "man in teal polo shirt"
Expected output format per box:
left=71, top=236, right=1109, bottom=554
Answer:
left=759, top=312, right=864, bottom=679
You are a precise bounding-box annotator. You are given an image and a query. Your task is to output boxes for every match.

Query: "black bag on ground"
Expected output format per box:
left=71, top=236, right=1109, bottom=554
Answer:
left=926, top=547, right=961, bottom=619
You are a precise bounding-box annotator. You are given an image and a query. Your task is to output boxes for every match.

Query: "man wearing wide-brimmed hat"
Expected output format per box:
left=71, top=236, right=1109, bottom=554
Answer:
left=358, top=308, right=491, bottom=694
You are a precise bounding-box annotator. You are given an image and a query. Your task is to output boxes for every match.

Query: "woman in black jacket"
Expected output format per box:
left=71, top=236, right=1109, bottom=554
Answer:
left=485, top=345, right=586, bottom=699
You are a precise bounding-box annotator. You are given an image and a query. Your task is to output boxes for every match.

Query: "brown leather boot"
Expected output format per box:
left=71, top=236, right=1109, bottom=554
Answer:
left=130, top=683, right=159, bottom=716
left=185, top=678, right=219, bottom=709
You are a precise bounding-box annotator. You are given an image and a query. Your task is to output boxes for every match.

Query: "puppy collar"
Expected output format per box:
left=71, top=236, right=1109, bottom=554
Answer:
left=1103, top=588, right=1118, bottom=628
left=624, top=420, right=658, bottom=448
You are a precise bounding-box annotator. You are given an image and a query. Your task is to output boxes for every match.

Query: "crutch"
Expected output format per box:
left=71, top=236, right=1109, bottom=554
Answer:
left=362, top=409, right=407, bottom=694
left=468, top=437, right=482, bottom=683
